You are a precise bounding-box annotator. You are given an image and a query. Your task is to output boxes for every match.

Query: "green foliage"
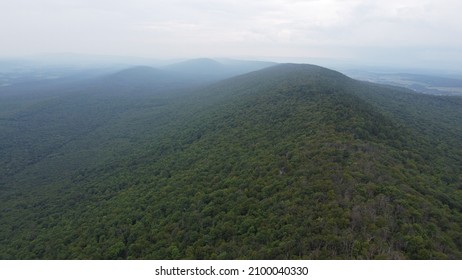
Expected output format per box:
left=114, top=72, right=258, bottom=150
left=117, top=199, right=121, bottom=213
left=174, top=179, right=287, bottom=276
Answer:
left=0, top=64, right=461, bottom=259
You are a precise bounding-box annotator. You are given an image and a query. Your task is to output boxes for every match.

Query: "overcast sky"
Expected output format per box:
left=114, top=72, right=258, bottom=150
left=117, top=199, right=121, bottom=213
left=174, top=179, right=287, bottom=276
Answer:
left=1, top=0, right=461, bottom=70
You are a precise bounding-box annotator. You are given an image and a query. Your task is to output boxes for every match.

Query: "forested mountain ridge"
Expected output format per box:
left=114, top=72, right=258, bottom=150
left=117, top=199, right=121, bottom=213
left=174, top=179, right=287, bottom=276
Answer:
left=0, top=63, right=461, bottom=259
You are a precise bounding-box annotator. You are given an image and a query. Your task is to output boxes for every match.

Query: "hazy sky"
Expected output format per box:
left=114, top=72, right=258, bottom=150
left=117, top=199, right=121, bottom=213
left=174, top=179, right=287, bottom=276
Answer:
left=1, top=0, right=461, bottom=69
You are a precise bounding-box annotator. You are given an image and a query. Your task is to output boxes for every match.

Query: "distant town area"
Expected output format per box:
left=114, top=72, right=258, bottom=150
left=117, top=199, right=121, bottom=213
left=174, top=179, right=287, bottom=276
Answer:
left=345, top=70, right=462, bottom=96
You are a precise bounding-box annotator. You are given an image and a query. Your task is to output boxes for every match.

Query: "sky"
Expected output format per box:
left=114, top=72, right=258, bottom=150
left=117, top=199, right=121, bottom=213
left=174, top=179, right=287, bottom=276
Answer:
left=1, top=0, right=461, bottom=70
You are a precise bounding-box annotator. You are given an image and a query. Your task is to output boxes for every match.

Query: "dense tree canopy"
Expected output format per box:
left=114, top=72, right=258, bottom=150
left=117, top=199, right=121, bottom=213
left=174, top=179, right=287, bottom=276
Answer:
left=0, top=64, right=461, bottom=259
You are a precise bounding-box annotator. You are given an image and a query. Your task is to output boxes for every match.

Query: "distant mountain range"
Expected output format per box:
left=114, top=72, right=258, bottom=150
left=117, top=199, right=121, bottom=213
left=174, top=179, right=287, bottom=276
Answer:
left=162, top=58, right=276, bottom=81
left=0, top=61, right=461, bottom=259
left=0, top=57, right=276, bottom=94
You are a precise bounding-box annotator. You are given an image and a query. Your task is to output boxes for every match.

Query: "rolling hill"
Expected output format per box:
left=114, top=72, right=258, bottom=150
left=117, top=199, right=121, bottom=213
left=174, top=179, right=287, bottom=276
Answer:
left=0, top=63, right=461, bottom=259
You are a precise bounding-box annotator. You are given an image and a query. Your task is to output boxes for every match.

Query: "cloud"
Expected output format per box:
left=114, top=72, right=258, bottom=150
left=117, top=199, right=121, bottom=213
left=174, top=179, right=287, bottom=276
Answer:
left=0, top=0, right=461, bottom=69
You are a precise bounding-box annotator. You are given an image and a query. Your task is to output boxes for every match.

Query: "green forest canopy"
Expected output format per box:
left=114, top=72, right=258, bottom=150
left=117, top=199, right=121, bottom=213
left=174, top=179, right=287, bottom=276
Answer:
left=0, top=63, right=461, bottom=259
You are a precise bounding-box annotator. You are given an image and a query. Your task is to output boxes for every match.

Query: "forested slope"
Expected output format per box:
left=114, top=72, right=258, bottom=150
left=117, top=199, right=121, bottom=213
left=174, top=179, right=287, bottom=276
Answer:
left=0, top=64, right=461, bottom=259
